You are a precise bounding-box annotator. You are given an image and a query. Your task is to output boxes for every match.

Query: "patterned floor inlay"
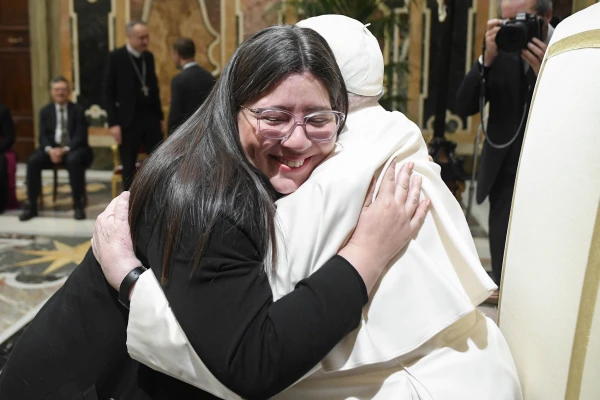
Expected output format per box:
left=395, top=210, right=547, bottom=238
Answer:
left=0, top=235, right=89, bottom=366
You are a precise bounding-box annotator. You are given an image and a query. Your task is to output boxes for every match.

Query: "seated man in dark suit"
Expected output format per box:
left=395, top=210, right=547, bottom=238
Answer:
left=167, top=37, right=215, bottom=134
left=20, top=76, right=93, bottom=221
left=0, top=102, right=16, bottom=213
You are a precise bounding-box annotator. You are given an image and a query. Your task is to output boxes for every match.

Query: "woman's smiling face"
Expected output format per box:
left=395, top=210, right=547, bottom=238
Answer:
left=237, top=72, right=338, bottom=194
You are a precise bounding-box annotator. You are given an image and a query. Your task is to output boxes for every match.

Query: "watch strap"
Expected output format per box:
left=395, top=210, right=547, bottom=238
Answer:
left=118, top=266, right=147, bottom=309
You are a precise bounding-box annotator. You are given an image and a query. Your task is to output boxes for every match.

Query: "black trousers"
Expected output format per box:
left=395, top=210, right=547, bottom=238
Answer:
left=26, top=147, right=94, bottom=209
left=119, top=111, right=163, bottom=191
left=487, top=170, right=517, bottom=285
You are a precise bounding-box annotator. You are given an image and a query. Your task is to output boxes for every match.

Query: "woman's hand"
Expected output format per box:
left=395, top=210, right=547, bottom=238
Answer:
left=338, top=161, right=430, bottom=293
left=91, top=191, right=140, bottom=291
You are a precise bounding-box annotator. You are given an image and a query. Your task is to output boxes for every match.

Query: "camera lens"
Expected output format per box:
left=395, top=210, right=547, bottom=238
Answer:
left=496, top=24, right=528, bottom=53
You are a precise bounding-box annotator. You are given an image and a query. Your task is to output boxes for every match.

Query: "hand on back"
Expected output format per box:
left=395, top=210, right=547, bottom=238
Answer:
left=92, top=191, right=141, bottom=291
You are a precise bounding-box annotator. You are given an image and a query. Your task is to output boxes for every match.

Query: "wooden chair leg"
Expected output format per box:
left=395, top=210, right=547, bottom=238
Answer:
left=112, top=177, right=118, bottom=199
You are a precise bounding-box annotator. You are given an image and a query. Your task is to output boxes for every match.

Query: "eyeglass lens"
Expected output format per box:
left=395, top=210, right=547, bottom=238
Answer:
left=257, top=109, right=340, bottom=140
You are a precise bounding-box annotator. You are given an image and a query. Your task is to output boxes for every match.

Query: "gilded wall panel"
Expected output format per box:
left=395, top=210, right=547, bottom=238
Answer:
left=241, top=0, right=280, bottom=38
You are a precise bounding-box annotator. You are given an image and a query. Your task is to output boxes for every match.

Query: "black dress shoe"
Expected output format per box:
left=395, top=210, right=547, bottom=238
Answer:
left=19, top=208, right=38, bottom=221
left=74, top=207, right=86, bottom=220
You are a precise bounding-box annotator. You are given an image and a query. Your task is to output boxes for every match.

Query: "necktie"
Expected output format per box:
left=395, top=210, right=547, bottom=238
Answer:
left=60, top=106, right=69, bottom=147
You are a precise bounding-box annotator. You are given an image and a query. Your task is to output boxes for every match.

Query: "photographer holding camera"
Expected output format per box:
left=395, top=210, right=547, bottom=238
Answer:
left=455, top=0, right=553, bottom=294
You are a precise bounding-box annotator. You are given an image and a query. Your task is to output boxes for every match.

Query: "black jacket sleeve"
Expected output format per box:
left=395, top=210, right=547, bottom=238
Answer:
left=0, top=104, right=15, bottom=152
left=0, top=250, right=131, bottom=399
left=147, top=53, right=164, bottom=121
left=69, top=104, right=89, bottom=151
left=104, top=52, right=119, bottom=127
left=167, top=75, right=183, bottom=134
left=455, top=60, right=486, bottom=118
left=38, top=106, right=52, bottom=149
left=140, top=216, right=368, bottom=399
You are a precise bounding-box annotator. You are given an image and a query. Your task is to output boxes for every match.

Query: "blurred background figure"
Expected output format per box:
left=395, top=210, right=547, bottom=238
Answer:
left=0, top=102, right=16, bottom=214
left=455, top=0, right=553, bottom=289
left=168, top=37, right=215, bottom=134
left=104, top=20, right=163, bottom=191
left=19, top=77, right=92, bottom=221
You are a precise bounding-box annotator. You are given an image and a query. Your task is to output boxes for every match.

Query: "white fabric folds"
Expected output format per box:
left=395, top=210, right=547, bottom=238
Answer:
left=127, top=104, right=516, bottom=398
left=271, top=104, right=496, bottom=372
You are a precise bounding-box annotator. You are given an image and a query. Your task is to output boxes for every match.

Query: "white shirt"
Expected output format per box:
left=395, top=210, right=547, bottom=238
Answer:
left=45, top=103, right=70, bottom=153
left=182, top=61, right=197, bottom=70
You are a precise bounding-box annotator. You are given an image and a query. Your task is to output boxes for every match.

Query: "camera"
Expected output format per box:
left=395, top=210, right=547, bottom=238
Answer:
left=495, top=12, right=543, bottom=53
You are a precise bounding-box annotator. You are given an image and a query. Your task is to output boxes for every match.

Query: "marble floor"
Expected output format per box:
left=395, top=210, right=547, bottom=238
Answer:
left=0, top=165, right=497, bottom=370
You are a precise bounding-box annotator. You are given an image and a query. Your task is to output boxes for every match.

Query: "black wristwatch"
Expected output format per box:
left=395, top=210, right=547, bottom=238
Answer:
left=118, top=266, right=147, bottom=309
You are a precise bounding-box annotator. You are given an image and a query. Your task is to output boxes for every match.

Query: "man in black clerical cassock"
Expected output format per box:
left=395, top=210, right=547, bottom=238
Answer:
left=104, top=20, right=164, bottom=190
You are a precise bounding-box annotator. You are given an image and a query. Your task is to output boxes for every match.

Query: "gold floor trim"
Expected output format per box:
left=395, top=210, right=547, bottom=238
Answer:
left=566, top=202, right=600, bottom=399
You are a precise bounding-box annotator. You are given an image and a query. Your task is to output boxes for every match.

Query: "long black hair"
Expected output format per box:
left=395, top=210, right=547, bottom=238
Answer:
left=129, top=25, right=348, bottom=284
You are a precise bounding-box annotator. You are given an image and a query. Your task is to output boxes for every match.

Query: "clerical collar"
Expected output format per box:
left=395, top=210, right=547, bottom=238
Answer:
left=182, top=61, right=197, bottom=70
left=126, top=42, right=142, bottom=58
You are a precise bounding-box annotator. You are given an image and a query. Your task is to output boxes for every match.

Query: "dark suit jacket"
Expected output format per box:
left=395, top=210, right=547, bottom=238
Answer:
left=455, top=53, right=537, bottom=203
left=167, top=64, right=215, bottom=133
left=104, top=46, right=163, bottom=128
left=0, top=103, right=15, bottom=153
left=38, top=102, right=90, bottom=152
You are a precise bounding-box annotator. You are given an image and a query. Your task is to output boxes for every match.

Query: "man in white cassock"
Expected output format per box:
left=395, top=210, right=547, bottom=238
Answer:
left=92, top=15, right=522, bottom=399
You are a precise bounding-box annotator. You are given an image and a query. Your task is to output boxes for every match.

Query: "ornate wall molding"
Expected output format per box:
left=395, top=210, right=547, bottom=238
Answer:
left=68, top=0, right=81, bottom=102
left=197, top=0, right=222, bottom=75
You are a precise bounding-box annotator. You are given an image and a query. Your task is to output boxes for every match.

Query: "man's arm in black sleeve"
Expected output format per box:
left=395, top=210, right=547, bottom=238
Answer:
left=148, top=53, right=164, bottom=121
left=38, top=107, right=52, bottom=150
left=69, top=104, right=89, bottom=151
left=455, top=60, right=488, bottom=118
left=167, top=76, right=184, bottom=134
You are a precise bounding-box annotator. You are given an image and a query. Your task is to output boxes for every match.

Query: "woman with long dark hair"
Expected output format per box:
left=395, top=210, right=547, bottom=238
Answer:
left=0, top=25, right=427, bottom=399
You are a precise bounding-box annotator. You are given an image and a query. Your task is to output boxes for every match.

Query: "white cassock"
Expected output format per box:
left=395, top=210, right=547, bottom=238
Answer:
left=126, top=103, right=522, bottom=399
left=498, top=5, right=600, bottom=399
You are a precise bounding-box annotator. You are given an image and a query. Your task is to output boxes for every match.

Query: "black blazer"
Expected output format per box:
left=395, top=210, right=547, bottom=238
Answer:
left=0, top=103, right=15, bottom=153
left=104, top=46, right=163, bottom=128
left=38, top=102, right=90, bottom=152
left=455, top=53, right=537, bottom=203
left=167, top=64, right=215, bottom=134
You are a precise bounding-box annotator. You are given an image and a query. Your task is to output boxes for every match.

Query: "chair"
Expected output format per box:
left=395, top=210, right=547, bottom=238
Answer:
left=38, top=164, right=88, bottom=210
left=498, top=9, right=600, bottom=397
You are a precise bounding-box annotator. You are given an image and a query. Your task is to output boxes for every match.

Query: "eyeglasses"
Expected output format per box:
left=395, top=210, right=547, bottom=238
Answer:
left=240, top=106, right=345, bottom=142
